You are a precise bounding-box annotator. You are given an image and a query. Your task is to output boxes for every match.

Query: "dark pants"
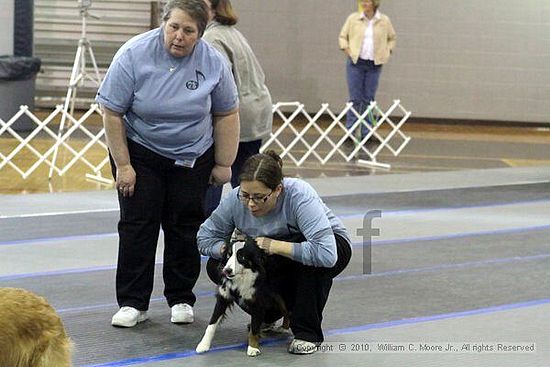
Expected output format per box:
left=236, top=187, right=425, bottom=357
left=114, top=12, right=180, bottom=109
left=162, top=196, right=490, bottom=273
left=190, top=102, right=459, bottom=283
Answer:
left=346, top=58, right=382, bottom=137
left=203, top=140, right=262, bottom=217
left=110, top=139, right=214, bottom=311
left=206, top=233, right=352, bottom=343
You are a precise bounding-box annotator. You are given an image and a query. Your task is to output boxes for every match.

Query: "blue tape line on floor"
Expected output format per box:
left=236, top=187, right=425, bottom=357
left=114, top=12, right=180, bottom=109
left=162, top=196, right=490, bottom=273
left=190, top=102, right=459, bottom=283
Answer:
left=81, top=298, right=550, bottom=367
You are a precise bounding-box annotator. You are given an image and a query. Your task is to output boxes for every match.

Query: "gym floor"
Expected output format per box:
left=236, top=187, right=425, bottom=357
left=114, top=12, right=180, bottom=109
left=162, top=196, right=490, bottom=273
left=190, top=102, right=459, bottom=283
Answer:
left=0, top=120, right=549, bottom=366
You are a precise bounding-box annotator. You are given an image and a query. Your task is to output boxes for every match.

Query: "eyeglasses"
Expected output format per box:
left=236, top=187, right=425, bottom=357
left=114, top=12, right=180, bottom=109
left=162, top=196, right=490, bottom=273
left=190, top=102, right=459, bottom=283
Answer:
left=237, top=188, right=273, bottom=205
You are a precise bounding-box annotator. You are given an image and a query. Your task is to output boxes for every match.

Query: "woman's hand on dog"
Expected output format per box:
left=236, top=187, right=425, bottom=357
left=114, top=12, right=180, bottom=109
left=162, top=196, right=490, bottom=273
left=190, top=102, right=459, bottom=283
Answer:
left=255, top=236, right=273, bottom=254
left=255, top=237, right=294, bottom=259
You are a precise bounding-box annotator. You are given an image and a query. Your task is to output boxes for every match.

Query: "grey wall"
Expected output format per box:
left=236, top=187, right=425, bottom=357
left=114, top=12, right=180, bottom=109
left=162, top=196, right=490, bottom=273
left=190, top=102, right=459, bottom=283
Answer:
left=232, top=0, right=550, bottom=123
left=0, top=0, right=14, bottom=55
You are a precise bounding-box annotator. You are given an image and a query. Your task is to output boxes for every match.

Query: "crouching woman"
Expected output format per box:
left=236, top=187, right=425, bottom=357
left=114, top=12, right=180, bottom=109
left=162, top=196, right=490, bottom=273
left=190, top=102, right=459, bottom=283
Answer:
left=197, top=150, right=352, bottom=354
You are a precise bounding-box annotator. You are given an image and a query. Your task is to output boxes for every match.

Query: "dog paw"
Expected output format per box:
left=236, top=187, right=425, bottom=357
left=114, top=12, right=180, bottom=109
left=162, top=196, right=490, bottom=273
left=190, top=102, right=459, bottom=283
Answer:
left=247, top=346, right=261, bottom=357
left=196, top=341, right=211, bottom=354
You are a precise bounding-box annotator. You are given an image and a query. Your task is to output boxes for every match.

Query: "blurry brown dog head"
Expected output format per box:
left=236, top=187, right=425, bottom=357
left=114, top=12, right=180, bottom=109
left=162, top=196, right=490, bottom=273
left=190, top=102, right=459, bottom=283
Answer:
left=0, top=287, right=73, bottom=367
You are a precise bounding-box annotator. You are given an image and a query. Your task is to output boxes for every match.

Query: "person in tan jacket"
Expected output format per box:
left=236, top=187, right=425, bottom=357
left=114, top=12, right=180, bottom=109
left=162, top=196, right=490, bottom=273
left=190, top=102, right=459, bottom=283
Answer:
left=339, top=0, right=396, bottom=145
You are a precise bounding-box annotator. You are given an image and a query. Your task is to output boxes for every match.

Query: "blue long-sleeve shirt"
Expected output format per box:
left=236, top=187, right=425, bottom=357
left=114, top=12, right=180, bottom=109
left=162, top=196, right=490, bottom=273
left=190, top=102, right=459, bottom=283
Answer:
left=197, top=178, right=352, bottom=267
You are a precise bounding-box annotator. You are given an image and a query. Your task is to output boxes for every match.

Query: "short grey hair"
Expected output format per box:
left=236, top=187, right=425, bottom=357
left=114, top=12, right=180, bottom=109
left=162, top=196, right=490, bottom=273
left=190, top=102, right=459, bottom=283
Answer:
left=162, top=0, right=209, bottom=37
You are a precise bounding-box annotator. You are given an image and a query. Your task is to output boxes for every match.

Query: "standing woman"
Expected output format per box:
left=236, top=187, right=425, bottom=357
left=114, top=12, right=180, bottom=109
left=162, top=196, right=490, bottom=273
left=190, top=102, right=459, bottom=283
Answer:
left=202, top=0, right=273, bottom=217
left=339, top=0, right=396, bottom=143
left=96, top=0, right=239, bottom=327
left=197, top=151, right=352, bottom=354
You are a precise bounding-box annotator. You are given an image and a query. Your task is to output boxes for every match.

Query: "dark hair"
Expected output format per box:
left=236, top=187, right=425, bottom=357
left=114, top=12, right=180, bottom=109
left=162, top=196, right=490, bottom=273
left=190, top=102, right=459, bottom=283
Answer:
left=210, top=0, right=238, bottom=26
left=162, top=0, right=209, bottom=37
left=239, top=150, right=283, bottom=190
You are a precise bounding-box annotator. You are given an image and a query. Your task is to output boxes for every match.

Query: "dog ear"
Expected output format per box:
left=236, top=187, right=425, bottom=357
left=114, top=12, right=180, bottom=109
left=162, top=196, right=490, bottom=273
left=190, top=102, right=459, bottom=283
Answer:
left=244, top=236, right=256, bottom=247
left=248, top=237, right=268, bottom=269
left=244, top=236, right=266, bottom=257
left=221, top=241, right=232, bottom=262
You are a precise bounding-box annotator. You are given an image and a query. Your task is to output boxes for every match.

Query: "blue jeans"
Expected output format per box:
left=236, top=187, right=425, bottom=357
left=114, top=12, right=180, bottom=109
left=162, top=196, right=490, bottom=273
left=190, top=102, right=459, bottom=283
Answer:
left=345, top=58, right=382, bottom=138
left=203, top=139, right=262, bottom=217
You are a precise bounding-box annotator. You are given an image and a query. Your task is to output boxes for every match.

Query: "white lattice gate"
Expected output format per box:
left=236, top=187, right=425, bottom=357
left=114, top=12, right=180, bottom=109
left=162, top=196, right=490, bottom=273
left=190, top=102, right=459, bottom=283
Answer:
left=262, top=100, right=411, bottom=169
left=0, top=104, right=111, bottom=183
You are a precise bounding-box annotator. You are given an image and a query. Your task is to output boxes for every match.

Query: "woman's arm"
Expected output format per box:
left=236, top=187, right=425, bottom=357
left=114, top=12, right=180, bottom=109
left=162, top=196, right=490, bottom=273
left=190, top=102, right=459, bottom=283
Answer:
left=102, top=106, right=135, bottom=197
left=256, top=237, right=293, bottom=258
left=257, top=228, right=337, bottom=268
left=387, top=18, right=397, bottom=52
left=197, top=192, right=238, bottom=259
left=257, top=182, right=338, bottom=267
left=338, top=15, right=352, bottom=51
left=210, top=109, right=240, bottom=185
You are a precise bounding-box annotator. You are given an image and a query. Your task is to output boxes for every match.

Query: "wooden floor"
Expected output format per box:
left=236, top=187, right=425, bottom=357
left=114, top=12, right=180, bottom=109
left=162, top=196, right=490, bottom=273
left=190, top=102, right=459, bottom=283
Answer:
left=1, top=109, right=550, bottom=194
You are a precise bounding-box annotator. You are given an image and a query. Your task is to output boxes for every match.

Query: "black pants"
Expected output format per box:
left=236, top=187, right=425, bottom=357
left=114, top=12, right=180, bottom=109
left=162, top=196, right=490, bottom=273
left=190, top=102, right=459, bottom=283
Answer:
left=111, top=140, right=214, bottom=310
left=203, top=139, right=262, bottom=217
left=206, top=233, right=352, bottom=343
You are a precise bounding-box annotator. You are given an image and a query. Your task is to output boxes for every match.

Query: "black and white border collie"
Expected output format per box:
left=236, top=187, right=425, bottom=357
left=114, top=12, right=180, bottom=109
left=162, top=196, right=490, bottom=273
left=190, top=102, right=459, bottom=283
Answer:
left=196, top=237, right=289, bottom=356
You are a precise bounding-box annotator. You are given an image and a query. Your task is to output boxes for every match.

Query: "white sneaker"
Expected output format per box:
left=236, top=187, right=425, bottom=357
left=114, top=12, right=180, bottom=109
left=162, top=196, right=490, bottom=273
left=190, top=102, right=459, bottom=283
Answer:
left=111, top=306, right=148, bottom=327
left=171, top=303, right=194, bottom=324
left=288, top=339, right=320, bottom=355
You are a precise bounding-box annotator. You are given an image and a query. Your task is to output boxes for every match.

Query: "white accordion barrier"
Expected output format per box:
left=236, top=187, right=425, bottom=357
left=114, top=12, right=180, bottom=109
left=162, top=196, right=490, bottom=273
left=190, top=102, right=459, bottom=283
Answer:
left=0, top=104, right=111, bottom=183
left=0, top=100, right=411, bottom=183
left=262, top=100, right=411, bottom=169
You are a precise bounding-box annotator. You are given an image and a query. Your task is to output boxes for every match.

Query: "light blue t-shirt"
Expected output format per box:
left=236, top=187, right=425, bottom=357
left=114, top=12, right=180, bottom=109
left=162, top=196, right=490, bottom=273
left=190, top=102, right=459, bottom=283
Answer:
left=96, top=27, right=238, bottom=161
left=197, top=178, right=352, bottom=268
